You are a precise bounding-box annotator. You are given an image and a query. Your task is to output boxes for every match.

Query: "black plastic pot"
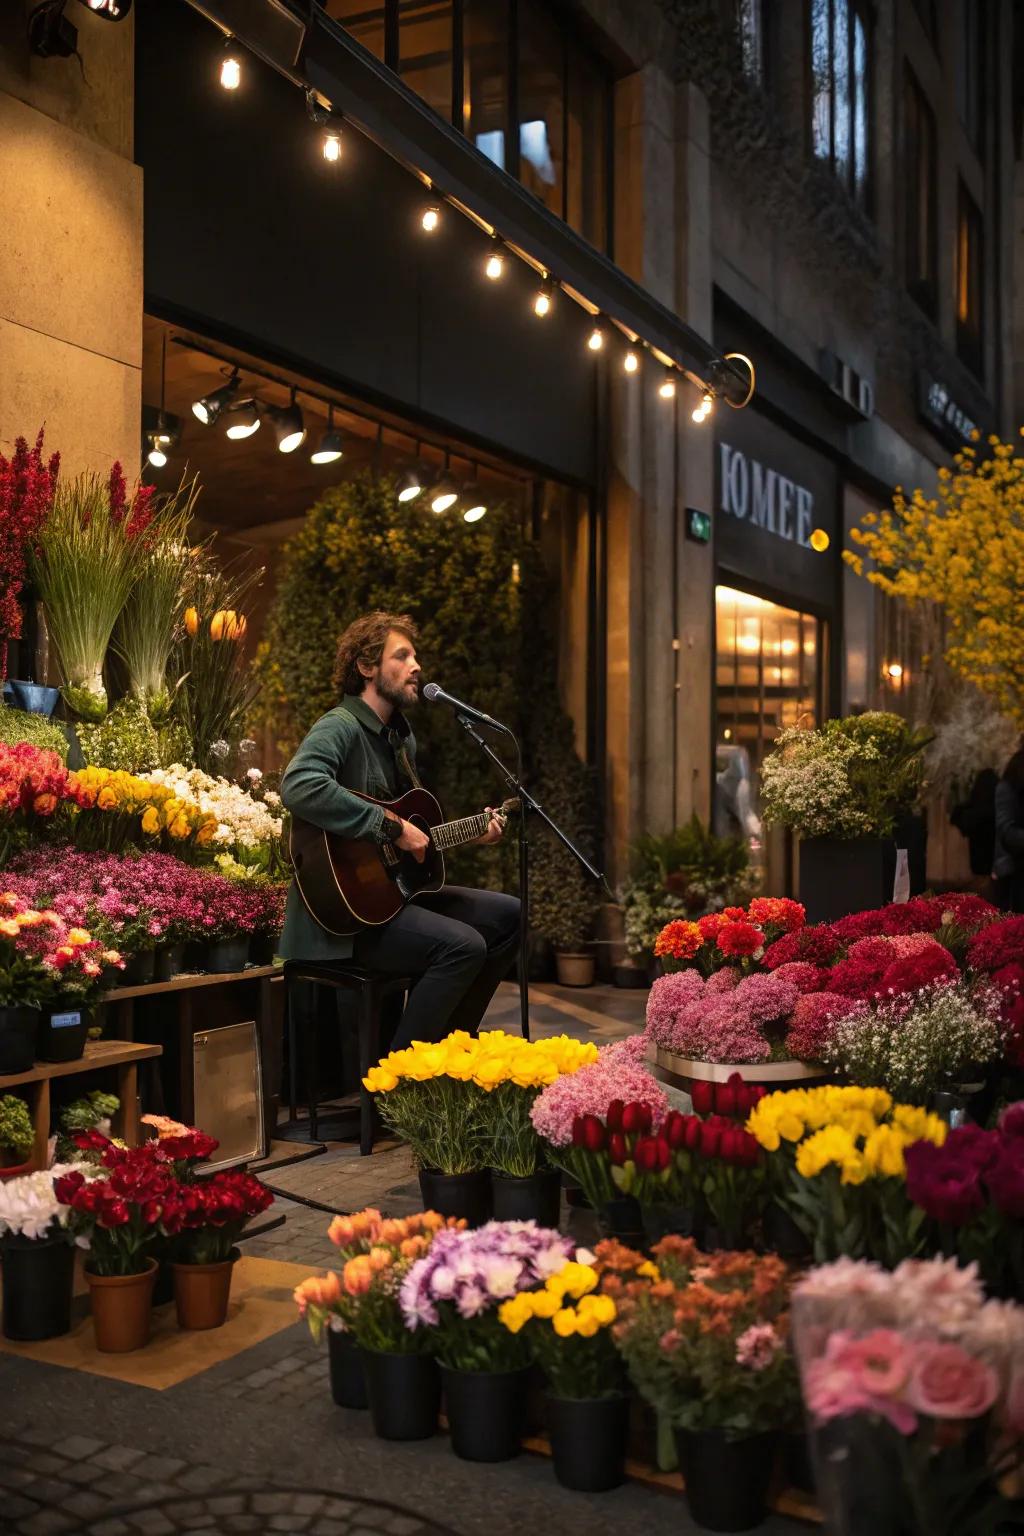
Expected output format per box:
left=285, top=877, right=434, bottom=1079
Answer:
left=204, top=936, right=250, bottom=974
left=545, top=1393, right=629, bottom=1491
left=328, top=1328, right=368, bottom=1409
left=675, top=1428, right=777, bottom=1532
left=600, top=1196, right=645, bottom=1247
left=491, top=1169, right=561, bottom=1228
left=1, top=1233, right=75, bottom=1341
left=441, top=1365, right=530, bottom=1462
left=799, top=838, right=890, bottom=925
left=35, top=1005, right=89, bottom=1064
left=762, top=1201, right=812, bottom=1261
left=418, top=1169, right=492, bottom=1228
left=642, top=1203, right=695, bottom=1245
left=360, top=1347, right=439, bottom=1440
left=154, top=944, right=186, bottom=982
left=0, top=1005, right=38, bottom=1074
left=118, top=949, right=156, bottom=987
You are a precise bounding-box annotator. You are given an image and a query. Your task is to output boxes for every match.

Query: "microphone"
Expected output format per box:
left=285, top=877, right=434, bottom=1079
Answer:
left=420, top=682, right=510, bottom=733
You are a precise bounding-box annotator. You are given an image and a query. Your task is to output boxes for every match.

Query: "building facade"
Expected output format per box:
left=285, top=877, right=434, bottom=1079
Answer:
left=0, top=0, right=1019, bottom=893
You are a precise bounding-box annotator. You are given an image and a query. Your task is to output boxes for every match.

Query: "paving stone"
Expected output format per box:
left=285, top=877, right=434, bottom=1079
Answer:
left=127, top=1511, right=176, bottom=1535
left=55, top=1434, right=106, bottom=1461
left=87, top=1521, right=133, bottom=1536
left=23, top=1453, right=69, bottom=1476
left=173, top=1466, right=224, bottom=1495
left=61, top=1459, right=105, bottom=1485
left=204, top=1494, right=246, bottom=1516
left=267, top=1518, right=307, bottom=1533
left=1, top=1492, right=38, bottom=1519
left=19, top=1511, right=75, bottom=1535
left=1, top=1465, right=39, bottom=1490
left=17, top=1424, right=60, bottom=1447
left=221, top=1517, right=260, bottom=1533
left=62, top=1488, right=111, bottom=1520
left=285, top=1494, right=326, bottom=1516
left=251, top=1492, right=292, bottom=1515
left=179, top=1519, right=218, bottom=1531
left=91, top=1447, right=148, bottom=1474
left=133, top=1454, right=188, bottom=1482
left=22, top=1476, right=76, bottom=1505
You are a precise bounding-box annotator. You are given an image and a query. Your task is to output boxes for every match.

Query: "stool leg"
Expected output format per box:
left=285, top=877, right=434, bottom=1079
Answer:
left=286, top=992, right=298, bottom=1124
left=297, top=982, right=320, bottom=1142
left=358, top=985, right=381, bottom=1157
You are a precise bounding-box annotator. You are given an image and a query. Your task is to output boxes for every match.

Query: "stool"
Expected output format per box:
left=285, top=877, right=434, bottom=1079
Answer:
left=284, top=961, right=412, bottom=1155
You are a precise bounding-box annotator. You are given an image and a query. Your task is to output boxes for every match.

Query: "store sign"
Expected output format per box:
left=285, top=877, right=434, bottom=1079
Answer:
left=718, top=443, right=816, bottom=550
left=820, top=349, right=875, bottom=420
left=684, top=507, right=712, bottom=545
left=917, top=373, right=979, bottom=448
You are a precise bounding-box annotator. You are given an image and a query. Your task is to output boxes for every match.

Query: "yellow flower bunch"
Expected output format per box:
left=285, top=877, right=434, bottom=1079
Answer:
left=69, top=767, right=218, bottom=844
left=499, top=1260, right=617, bottom=1338
left=748, top=1086, right=947, bottom=1187
left=363, top=1029, right=598, bottom=1095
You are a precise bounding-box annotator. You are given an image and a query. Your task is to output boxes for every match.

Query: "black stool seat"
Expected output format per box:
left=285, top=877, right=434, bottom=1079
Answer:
left=283, top=960, right=412, bottom=1155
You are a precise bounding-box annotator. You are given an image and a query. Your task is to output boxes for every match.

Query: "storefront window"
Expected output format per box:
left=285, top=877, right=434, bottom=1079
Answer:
left=810, top=0, right=871, bottom=211
left=566, top=49, right=608, bottom=249
left=320, top=1, right=387, bottom=61
left=904, top=65, right=937, bottom=317
left=463, top=0, right=508, bottom=168
left=398, top=1, right=454, bottom=123
left=956, top=180, right=984, bottom=379
left=517, top=1, right=565, bottom=217
left=715, top=585, right=824, bottom=895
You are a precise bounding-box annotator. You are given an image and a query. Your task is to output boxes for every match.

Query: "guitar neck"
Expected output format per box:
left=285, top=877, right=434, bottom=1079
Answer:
left=431, top=810, right=492, bottom=853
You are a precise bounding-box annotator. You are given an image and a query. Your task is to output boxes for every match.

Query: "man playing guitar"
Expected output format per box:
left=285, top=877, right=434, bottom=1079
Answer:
left=279, top=610, right=520, bottom=1050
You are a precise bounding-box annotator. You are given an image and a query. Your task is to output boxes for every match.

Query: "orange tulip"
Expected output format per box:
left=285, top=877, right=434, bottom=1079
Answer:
left=184, top=606, right=199, bottom=636
left=209, top=609, right=233, bottom=641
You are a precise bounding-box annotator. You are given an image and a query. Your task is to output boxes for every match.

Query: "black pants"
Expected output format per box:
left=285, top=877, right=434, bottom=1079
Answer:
left=352, top=885, right=521, bottom=1051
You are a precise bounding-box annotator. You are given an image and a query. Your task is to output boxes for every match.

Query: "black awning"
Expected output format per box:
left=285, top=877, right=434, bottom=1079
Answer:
left=181, top=0, right=731, bottom=388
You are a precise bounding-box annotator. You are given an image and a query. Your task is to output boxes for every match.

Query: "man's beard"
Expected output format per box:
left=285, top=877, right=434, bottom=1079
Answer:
left=377, top=672, right=416, bottom=709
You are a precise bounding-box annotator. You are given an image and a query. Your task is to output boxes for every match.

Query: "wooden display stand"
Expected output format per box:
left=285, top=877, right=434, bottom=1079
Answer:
left=0, top=1038, right=163, bottom=1169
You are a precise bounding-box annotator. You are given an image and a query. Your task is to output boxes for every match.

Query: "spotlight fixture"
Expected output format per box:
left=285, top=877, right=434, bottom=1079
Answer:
left=82, top=0, right=132, bottom=17
left=397, top=463, right=425, bottom=503
left=269, top=389, right=306, bottom=454
left=431, top=458, right=459, bottom=513
left=421, top=203, right=441, bottom=233
left=310, top=405, right=344, bottom=465
left=462, top=467, right=487, bottom=522
left=192, top=370, right=240, bottom=426
left=587, top=322, right=606, bottom=353
left=146, top=433, right=167, bottom=469
left=485, top=239, right=505, bottom=281
left=219, top=36, right=241, bottom=90
left=224, top=398, right=261, bottom=440
left=659, top=369, right=677, bottom=400
left=623, top=347, right=640, bottom=374
left=533, top=277, right=554, bottom=317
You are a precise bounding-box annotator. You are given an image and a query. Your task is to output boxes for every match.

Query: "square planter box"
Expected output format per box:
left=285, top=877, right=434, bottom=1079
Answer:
left=798, top=837, right=890, bottom=924
left=654, top=1049, right=829, bottom=1095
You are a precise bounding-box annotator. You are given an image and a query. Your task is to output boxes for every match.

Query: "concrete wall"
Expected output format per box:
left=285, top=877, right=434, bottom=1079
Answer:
left=0, top=3, right=141, bottom=476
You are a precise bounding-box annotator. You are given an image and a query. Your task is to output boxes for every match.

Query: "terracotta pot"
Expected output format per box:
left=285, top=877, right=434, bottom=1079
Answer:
left=86, top=1258, right=158, bottom=1353
left=554, top=951, right=595, bottom=987
left=0, top=1155, right=34, bottom=1181
left=172, top=1249, right=238, bottom=1330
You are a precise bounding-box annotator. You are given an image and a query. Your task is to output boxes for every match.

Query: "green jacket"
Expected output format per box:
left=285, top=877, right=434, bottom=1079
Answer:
left=279, top=696, right=418, bottom=962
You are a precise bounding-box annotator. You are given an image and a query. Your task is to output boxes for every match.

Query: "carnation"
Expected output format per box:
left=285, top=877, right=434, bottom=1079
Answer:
left=717, top=921, right=763, bottom=959
left=530, top=1040, right=667, bottom=1147
left=967, top=916, right=1024, bottom=975
left=785, top=992, right=861, bottom=1063
left=763, top=925, right=843, bottom=970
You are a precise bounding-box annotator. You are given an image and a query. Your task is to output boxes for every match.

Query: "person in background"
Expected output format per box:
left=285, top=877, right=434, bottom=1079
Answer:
left=993, top=747, right=1024, bottom=912
left=950, top=767, right=998, bottom=895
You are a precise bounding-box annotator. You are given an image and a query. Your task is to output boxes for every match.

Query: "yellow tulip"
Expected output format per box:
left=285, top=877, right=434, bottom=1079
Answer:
left=140, top=806, right=161, bottom=836
left=97, top=788, right=118, bottom=811
left=552, top=1308, right=577, bottom=1338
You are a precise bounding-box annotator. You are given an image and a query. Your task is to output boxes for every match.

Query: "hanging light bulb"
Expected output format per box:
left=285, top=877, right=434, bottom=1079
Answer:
left=224, top=399, right=261, bottom=440
left=397, top=463, right=425, bottom=503
left=431, top=456, right=459, bottom=513
left=691, top=405, right=706, bottom=423
left=624, top=347, right=640, bottom=374
left=485, top=239, right=505, bottom=281
left=310, top=405, right=343, bottom=464
left=587, top=321, right=606, bottom=352
left=659, top=369, right=677, bottom=400
left=323, top=124, right=342, bottom=162
left=220, top=38, right=241, bottom=90
left=533, top=277, right=554, bottom=317
left=462, top=468, right=487, bottom=522
left=421, top=203, right=441, bottom=232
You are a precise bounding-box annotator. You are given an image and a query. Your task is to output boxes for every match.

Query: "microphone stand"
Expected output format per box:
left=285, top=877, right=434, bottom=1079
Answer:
left=454, top=712, right=607, bottom=1042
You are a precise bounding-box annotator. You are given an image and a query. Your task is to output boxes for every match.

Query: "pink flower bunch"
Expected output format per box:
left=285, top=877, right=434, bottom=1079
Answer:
left=530, top=1039, right=668, bottom=1147
left=784, top=991, right=862, bottom=1062
left=803, top=1328, right=998, bottom=1433
left=645, top=969, right=799, bottom=1065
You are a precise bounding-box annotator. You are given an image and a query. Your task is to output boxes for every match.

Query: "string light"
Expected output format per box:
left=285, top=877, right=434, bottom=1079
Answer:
left=659, top=370, right=677, bottom=400
left=623, top=347, right=639, bottom=374
left=586, top=321, right=606, bottom=352
left=219, top=37, right=240, bottom=90
left=323, top=125, right=342, bottom=162
left=421, top=203, right=441, bottom=232
left=485, top=240, right=505, bottom=281
left=533, top=277, right=554, bottom=317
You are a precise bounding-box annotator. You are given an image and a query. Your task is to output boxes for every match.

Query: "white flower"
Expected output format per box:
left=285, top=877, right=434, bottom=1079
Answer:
left=264, top=791, right=281, bottom=808
left=246, top=767, right=263, bottom=783
left=210, top=739, right=230, bottom=760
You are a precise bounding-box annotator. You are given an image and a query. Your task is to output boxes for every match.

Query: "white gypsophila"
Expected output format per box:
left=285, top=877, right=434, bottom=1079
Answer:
left=825, top=982, right=1003, bottom=1098
left=0, top=1162, right=97, bottom=1241
left=925, top=688, right=1020, bottom=802
left=760, top=734, right=873, bottom=839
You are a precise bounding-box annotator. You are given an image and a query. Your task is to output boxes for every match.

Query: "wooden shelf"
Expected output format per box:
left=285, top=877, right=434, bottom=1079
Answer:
left=0, top=1039, right=163, bottom=1170
left=99, top=963, right=282, bottom=1003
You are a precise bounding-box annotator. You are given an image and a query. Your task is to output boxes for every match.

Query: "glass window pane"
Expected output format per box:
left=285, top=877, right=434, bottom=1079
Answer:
left=399, top=1, right=453, bottom=124
left=832, top=0, right=850, bottom=183
left=463, top=0, right=508, bottom=168
left=853, top=13, right=868, bottom=203
left=518, top=1, right=565, bottom=220
left=737, top=0, right=764, bottom=83
left=566, top=49, right=608, bottom=250
left=320, top=0, right=386, bottom=60
left=811, top=0, right=832, bottom=162
left=956, top=182, right=984, bottom=377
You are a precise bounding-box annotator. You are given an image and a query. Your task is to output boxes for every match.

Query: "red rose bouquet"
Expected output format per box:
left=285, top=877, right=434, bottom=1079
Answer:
left=173, top=1169, right=273, bottom=1265
left=54, top=1150, right=179, bottom=1276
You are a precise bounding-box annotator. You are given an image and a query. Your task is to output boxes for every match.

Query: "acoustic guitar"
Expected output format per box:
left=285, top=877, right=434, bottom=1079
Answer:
left=289, top=787, right=518, bottom=935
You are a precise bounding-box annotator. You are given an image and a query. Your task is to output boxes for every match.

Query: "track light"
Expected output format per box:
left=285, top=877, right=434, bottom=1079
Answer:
left=224, top=398, right=261, bottom=440
left=219, top=36, right=240, bottom=89
left=624, top=347, right=640, bottom=374
left=485, top=240, right=505, bottom=281
left=533, top=277, right=554, bottom=317
left=146, top=434, right=167, bottom=469
left=83, top=0, right=132, bottom=17
left=421, top=203, right=441, bottom=232
left=462, top=470, right=487, bottom=522
left=431, top=460, right=459, bottom=513
left=311, top=406, right=343, bottom=464
left=269, top=390, right=306, bottom=454
left=192, top=371, right=240, bottom=426
left=659, top=370, right=677, bottom=400
left=397, top=464, right=425, bottom=503
left=587, top=321, right=606, bottom=352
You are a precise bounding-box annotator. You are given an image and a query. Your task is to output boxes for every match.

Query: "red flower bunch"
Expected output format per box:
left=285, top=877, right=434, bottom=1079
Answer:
left=0, top=428, right=58, bottom=676
left=690, top=1072, right=767, bottom=1120
left=107, top=461, right=156, bottom=542
left=717, top=922, right=763, bottom=959
left=967, top=917, right=1024, bottom=976
left=675, top=1112, right=761, bottom=1168
left=748, top=897, right=805, bottom=935
left=54, top=1152, right=180, bottom=1277
left=0, top=743, right=76, bottom=820
left=174, top=1170, right=274, bottom=1264
left=654, top=920, right=703, bottom=962
left=564, top=1101, right=693, bottom=1208
left=762, top=924, right=843, bottom=970
left=158, top=1130, right=220, bottom=1167
left=875, top=944, right=958, bottom=998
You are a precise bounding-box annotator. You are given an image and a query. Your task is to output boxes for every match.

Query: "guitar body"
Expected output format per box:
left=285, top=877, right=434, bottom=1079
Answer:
left=290, top=788, right=448, bottom=936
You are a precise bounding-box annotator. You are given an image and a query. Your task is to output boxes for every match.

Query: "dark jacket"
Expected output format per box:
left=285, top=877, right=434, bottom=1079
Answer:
left=992, top=778, right=1024, bottom=881
left=279, top=697, right=418, bottom=961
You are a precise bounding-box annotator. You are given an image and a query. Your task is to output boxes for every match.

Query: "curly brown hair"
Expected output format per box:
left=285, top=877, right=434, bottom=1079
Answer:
left=332, top=610, right=418, bottom=697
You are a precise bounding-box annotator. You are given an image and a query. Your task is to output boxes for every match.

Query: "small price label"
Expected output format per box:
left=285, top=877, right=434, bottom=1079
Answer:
left=50, top=1010, right=82, bottom=1030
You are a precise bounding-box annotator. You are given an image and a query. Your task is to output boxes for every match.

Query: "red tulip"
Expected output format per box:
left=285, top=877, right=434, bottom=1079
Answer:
left=690, top=1080, right=714, bottom=1116
left=606, top=1099, right=625, bottom=1132
left=635, top=1135, right=669, bottom=1172
left=664, top=1111, right=687, bottom=1149
left=571, top=1116, right=587, bottom=1148
left=720, top=1127, right=743, bottom=1165
left=622, top=1102, right=652, bottom=1135
left=608, top=1131, right=628, bottom=1165
left=698, top=1121, right=722, bottom=1158
left=580, top=1114, right=607, bottom=1153
left=653, top=1136, right=671, bottom=1171
left=683, top=1116, right=702, bottom=1152
left=714, top=1077, right=741, bottom=1118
